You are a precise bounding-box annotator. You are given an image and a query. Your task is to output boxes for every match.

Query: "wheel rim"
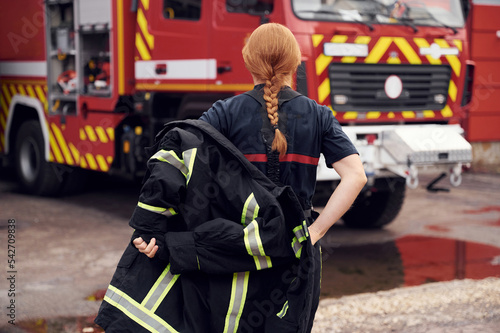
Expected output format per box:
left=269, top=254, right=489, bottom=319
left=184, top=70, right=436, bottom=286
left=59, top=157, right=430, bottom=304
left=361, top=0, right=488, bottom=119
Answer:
left=19, top=137, right=41, bottom=183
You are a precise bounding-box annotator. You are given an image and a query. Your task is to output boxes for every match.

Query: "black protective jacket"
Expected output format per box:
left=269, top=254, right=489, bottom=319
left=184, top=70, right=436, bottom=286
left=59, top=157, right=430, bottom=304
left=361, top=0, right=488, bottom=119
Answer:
left=95, top=120, right=321, bottom=333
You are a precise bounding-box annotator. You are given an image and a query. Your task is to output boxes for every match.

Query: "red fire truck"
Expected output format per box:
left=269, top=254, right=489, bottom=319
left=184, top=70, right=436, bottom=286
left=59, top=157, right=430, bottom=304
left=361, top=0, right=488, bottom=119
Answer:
left=0, top=0, right=473, bottom=228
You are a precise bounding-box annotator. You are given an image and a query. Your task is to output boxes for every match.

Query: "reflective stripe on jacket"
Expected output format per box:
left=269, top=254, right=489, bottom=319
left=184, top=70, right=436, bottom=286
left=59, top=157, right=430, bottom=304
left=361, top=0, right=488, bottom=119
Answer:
left=95, top=120, right=321, bottom=333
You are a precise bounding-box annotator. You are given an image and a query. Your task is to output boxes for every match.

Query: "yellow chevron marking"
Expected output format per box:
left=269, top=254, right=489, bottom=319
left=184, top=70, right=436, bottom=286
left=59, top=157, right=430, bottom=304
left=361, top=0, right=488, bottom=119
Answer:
left=365, top=37, right=393, bottom=64
left=441, top=105, right=453, bottom=117
left=453, top=40, right=463, bottom=52
left=413, top=38, right=442, bottom=65
left=331, top=35, right=348, bottom=43
left=423, top=110, right=435, bottom=118
left=79, top=128, right=87, bottom=141
left=49, top=151, right=54, bottom=162
left=85, top=125, right=98, bottom=142
left=96, top=155, right=109, bottom=171
left=0, top=95, right=8, bottom=115
left=95, top=126, right=109, bottom=143
left=26, top=85, right=37, bottom=99
left=312, top=34, right=324, bottom=48
left=388, top=112, right=395, bottom=118
left=9, top=85, right=17, bottom=98
left=85, top=153, right=98, bottom=170
left=2, top=85, right=12, bottom=105
left=367, top=112, right=381, bottom=119
left=402, top=111, right=416, bottom=118
left=141, top=0, right=149, bottom=10
left=316, top=53, right=332, bottom=76
left=0, top=132, right=4, bottom=148
left=69, top=143, right=80, bottom=165
left=344, top=112, right=358, bottom=120
left=393, top=37, right=421, bottom=64
left=35, top=85, right=48, bottom=111
left=0, top=112, right=6, bottom=129
left=49, top=129, right=64, bottom=163
left=107, top=156, right=113, bottom=164
left=135, top=32, right=151, bottom=60
left=17, top=85, right=27, bottom=96
left=137, top=8, right=154, bottom=49
left=434, top=39, right=461, bottom=77
left=387, top=56, right=401, bottom=64
left=51, top=123, right=74, bottom=165
left=106, top=127, right=115, bottom=141
left=318, top=78, right=331, bottom=104
left=80, top=155, right=88, bottom=168
left=448, top=80, right=457, bottom=102
left=341, top=56, right=357, bottom=63
left=356, top=36, right=372, bottom=44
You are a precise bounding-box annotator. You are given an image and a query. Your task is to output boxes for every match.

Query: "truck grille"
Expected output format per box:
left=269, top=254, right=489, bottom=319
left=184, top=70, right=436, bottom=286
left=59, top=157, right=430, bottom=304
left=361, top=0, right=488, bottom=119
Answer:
left=328, top=64, right=452, bottom=112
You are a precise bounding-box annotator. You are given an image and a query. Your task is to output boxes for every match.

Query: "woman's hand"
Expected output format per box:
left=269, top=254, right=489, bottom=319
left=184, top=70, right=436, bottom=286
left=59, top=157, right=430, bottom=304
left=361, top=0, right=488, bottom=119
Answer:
left=133, top=237, right=159, bottom=258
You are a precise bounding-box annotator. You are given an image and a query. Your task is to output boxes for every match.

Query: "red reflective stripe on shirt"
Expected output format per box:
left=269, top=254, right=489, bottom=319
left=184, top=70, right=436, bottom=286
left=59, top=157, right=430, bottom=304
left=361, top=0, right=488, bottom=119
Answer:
left=244, top=154, right=319, bottom=165
left=281, top=154, right=319, bottom=165
left=244, top=154, right=268, bottom=162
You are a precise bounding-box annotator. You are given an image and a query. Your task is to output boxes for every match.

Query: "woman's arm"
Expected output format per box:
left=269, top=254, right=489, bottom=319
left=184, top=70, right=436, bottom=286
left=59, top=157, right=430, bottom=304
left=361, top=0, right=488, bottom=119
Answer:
left=308, top=154, right=367, bottom=245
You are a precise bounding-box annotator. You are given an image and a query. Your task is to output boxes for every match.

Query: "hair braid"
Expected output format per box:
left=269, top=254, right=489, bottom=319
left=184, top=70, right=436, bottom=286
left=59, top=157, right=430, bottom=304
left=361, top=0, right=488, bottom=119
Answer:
left=263, top=76, right=287, bottom=157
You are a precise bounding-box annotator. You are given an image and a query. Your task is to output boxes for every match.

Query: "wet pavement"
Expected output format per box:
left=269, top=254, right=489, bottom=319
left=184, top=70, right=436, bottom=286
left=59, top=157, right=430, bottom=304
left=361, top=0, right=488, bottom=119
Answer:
left=0, top=169, right=499, bottom=332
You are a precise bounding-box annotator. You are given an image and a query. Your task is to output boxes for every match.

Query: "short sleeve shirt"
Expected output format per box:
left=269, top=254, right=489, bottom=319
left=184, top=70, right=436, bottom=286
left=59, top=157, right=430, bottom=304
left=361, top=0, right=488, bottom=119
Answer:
left=200, top=86, right=358, bottom=207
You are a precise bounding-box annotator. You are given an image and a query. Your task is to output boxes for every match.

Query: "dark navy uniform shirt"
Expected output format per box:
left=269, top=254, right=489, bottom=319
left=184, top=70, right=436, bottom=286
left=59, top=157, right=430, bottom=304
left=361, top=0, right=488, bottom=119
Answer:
left=200, top=85, right=358, bottom=207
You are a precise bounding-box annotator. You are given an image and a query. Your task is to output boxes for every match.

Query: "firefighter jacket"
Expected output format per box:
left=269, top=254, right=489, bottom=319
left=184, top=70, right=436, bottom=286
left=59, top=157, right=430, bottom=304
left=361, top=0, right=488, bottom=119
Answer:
left=95, top=119, right=321, bottom=333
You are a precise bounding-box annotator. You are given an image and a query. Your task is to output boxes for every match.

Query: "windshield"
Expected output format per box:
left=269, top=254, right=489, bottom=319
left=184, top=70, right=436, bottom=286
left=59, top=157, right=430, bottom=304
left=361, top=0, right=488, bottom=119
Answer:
left=292, top=0, right=465, bottom=28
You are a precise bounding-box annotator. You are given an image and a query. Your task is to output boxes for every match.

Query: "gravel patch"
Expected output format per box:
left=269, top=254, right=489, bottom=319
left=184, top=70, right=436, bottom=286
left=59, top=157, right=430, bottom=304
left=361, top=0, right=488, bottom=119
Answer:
left=312, top=277, right=500, bottom=333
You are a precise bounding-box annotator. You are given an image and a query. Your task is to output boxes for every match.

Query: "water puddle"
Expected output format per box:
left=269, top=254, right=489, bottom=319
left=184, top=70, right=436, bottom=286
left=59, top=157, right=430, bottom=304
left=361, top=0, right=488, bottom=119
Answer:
left=12, top=235, right=500, bottom=332
left=320, top=235, right=500, bottom=298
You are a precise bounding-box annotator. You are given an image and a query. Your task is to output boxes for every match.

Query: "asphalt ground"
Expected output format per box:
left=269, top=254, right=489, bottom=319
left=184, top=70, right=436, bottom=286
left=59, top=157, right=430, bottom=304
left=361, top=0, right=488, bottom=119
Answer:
left=0, top=169, right=499, bottom=332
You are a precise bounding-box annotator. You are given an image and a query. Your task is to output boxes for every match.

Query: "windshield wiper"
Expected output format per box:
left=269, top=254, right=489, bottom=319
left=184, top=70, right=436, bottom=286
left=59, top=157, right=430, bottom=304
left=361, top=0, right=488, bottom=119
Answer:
left=404, top=5, right=458, bottom=34
left=295, top=9, right=375, bottom=31
left=399, top=17, right=419, bottom=33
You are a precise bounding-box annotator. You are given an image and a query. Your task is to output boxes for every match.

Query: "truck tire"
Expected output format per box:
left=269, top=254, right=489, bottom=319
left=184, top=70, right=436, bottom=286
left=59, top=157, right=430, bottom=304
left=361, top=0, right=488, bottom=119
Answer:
left=14, top=120, right=62, bottom=196
left=342, top=178, right=406, bottom=229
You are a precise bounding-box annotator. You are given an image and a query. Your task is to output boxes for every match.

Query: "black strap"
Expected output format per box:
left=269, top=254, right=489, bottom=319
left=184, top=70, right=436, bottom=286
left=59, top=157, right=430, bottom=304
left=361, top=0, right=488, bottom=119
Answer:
left=244, top=87, right=301, bottom=186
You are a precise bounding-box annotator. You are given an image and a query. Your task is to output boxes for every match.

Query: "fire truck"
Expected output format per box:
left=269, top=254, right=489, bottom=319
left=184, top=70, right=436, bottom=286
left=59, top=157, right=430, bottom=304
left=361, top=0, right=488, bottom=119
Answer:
left=0, top=0, right=473, bottom=228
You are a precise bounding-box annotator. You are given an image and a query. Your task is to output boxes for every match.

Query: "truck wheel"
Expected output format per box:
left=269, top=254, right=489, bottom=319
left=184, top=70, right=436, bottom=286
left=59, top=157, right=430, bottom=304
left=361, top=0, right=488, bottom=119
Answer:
left=14, top=120, right=62, bottom=196
left=342, top=178, right=406, bottom=229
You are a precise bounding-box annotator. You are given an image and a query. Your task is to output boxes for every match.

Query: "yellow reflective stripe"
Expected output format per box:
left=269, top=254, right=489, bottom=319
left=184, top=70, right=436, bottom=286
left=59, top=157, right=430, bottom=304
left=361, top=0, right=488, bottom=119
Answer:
left=104, top=284, right=179, bottom=333
left=441, top=105, right=453, bottom=117
left=136, top=32, right=151, bottom=60
left=85, top=153, right=98, bottom=170
left=141, top=264, right=179, bottom=312
left=312, top=34, right=324, bottom=48
left=241, top=193, right=259, bottom=226
left=138, top=201, right=177, bottom=217
left=223, top=272, right=249, bottom=333
left=51, top=123, right=74, bottom=165
left=448, top=80, right=457, bottom=102
left=151, top=149, right=188, bottom=177
left=48, top=129, right=64, bottom=163
left=318, top=78, right=330, bottom=104
left=365, top=37, right=392, bottom=63
left=96, top=154, right=109, bottom=171
left=243, top=220, right=272, bottom=270
left=434, top=39, right=461, bottom=76
left=85, top=125, right=98, bottom=142
left=137, top=8, right=154, bottom=49
left=276, top=300, right=289, bottom=319
left=413, top=38, right=441, bottom=65
left=393, top=37, right=421, bottom=64
left=182, top=148, right=197, bottom=185
left=95, top=126, right=109, bottom=143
